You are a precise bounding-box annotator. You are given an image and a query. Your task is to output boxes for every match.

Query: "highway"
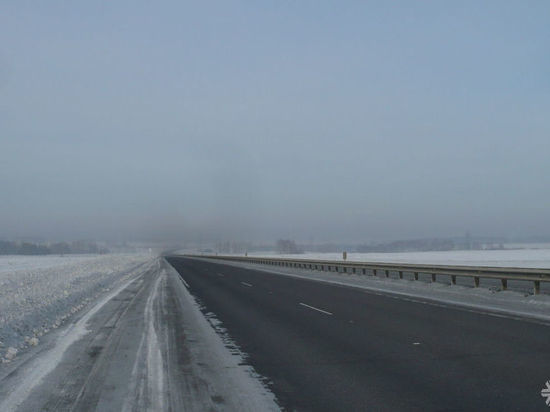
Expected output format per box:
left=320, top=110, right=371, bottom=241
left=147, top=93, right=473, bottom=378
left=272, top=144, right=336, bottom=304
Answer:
left=166, top=256, right=550, bottom=411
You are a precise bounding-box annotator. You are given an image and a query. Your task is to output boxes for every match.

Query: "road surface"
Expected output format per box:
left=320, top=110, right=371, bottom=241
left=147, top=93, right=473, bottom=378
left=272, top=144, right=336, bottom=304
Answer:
left=166, top=256, right=550, bottom=411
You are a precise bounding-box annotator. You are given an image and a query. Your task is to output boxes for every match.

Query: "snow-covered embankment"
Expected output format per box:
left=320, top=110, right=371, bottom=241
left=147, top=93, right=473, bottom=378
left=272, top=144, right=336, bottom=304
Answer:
left=0, top=254, right=151, bottom=363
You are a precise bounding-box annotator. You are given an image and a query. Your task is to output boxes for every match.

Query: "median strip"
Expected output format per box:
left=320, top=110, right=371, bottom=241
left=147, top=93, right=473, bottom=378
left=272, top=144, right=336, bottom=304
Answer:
left=299, top=302, right=333, bottom=316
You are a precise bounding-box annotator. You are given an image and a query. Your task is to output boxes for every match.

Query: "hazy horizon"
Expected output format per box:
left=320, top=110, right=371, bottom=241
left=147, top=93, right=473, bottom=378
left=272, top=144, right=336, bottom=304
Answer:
left=2, top=2, right=550, bottom=244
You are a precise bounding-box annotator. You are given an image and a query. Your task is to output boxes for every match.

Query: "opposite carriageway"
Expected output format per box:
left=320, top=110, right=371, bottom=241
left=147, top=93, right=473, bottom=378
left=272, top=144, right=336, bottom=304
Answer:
left=185, top=254, right=550, bottom=295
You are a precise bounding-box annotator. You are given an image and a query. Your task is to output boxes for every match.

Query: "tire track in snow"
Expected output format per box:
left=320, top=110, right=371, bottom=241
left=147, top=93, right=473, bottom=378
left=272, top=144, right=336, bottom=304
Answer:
left=0, top=265, right=149, bottom=412
left=123, top=264, right=165, bottom=412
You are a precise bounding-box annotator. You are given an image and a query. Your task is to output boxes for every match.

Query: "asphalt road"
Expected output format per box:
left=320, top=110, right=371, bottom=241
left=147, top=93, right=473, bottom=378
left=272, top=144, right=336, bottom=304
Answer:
left=166, top=256, right=550, bottom=411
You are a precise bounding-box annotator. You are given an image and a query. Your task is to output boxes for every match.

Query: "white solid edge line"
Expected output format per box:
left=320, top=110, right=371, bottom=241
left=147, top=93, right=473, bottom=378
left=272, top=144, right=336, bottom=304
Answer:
left=241, top=282, right=253, bottom=287
left=299, top=302, right=333, bottom=315
left=182, top=278, right=190, bottom=288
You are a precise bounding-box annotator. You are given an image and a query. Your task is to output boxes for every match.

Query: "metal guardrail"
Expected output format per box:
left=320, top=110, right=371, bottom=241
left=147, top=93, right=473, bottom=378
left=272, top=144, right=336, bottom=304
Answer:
left=183, top=254, right=550, bottom=294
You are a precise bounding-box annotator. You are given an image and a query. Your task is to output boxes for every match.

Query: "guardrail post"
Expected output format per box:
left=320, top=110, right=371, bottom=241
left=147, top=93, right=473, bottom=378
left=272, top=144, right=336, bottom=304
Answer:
left=474, top=277, right=480, bottom=288
left=431, top=273, right=436, bottom=282
left=362, top=268, right=366, bottom=275
left=534, top=281, right=540, bottom=295
left=399, top=271, right=403, bottom=279
left=373, top=269, right=377, bottom=276
left=385, top=270, right=389, bottom=278
left=344, top=267, right=347, bottom=273
left=414, top=272, right=419, bottom=281
left=501, top=279, right=507, bottom=290
left=451, top=275, right=456, bottom=285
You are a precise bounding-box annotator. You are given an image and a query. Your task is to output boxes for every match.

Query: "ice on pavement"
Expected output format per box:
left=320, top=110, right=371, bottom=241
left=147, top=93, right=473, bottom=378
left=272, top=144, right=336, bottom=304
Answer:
left=0, top=253, right=151, bottom=363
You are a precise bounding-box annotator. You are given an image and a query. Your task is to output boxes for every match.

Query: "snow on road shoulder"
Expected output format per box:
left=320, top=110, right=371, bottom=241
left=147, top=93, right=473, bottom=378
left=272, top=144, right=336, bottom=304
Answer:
left=0, top=261, right=154, bottom=412
left=0, top=253, right=152, bottom=363
left=164, top=261, right=279, bottom=411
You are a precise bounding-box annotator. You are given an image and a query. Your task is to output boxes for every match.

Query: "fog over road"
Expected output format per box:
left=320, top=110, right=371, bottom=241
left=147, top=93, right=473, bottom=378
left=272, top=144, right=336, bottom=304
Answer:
left=167, top=256, right=550, bottom=411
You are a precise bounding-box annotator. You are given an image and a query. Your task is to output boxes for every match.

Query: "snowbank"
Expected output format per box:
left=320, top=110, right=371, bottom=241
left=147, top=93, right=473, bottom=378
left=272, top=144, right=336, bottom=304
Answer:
left=0, top=253, right=152, bottom=363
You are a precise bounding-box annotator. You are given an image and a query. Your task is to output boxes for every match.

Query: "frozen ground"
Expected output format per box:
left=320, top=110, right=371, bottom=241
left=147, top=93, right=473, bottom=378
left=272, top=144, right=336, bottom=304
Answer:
left=0, top=253, right=152, bottom=363
left=0, top=258, right=278, bottom=411
left=246, top=248, right=550, bottom=268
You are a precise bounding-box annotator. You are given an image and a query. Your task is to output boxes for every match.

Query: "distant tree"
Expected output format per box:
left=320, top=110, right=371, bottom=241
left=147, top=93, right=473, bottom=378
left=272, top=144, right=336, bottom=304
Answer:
left=0, top=241, right=18, bottom=254
left=50, top=242, right=72, bottom=255
left=0, top=239, right=109, bottom=255
left=276, top=239, right=302, bottom=254
left=20, top=242, right=49, bottom=255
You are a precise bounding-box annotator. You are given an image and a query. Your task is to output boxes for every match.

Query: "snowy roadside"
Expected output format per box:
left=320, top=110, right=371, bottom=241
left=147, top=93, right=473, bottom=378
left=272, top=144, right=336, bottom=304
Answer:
left=230, top=248, right=550, bottom=268
left=163, top=260, right=279, bottom=410
left=191, top=257, right=550, bottom=324
left=0, top=253, right=152, bottom=364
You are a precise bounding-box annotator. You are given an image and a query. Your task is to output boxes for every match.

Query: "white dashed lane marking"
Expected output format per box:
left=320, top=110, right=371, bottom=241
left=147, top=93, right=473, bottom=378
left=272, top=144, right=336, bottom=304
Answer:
left=299, top=302, right=333, bottom=316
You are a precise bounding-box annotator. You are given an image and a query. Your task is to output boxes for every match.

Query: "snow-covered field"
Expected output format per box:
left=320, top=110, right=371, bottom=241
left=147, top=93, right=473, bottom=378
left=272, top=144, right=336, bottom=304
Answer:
left=0, top=254, right=106, bottom=274
left=0, top=253, right=152, bottom=364
left=247, top=248, right=550, bottom=268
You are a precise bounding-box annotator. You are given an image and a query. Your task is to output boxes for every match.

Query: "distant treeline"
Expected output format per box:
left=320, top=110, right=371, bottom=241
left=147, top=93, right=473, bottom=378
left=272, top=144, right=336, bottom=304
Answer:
left=276, top=239, right=303, bottom=254
left=210, top=236, right=509, bottom=256
left=309, top=237, right=501, bottom=253
left=213, top=239, right=304, bottom=254
left=0, top=240, right=109, bottom=255
left=356, top=238, right=456, bottom=253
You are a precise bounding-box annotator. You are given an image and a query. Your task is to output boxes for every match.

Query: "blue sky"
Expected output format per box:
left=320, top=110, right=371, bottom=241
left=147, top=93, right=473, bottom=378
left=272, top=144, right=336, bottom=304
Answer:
left=1, top=1, right=549, bottom=242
